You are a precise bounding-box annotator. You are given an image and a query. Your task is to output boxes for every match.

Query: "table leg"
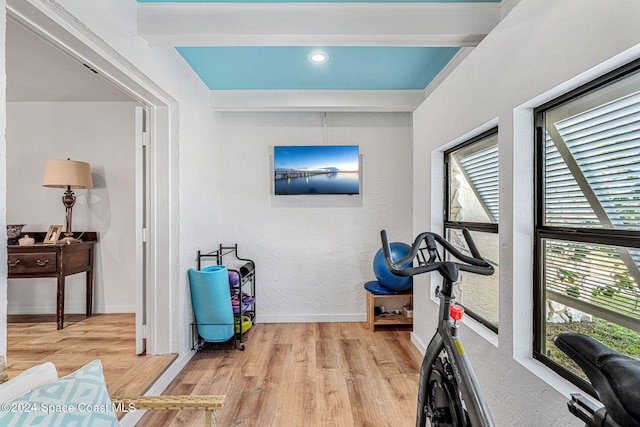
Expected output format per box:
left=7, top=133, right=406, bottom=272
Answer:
left=367, top=290, right=374, bottom=330
left=86, top=270, right=93, bottom=317
left=57, top=275, right=65, bottom=330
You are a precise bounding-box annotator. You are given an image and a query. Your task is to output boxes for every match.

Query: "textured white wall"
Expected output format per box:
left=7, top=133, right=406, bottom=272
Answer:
left=6, top=102, right=137, bottom=315
left=412, top=0, right=640, bottom=425
left=217, top=112, right=413, bottom=322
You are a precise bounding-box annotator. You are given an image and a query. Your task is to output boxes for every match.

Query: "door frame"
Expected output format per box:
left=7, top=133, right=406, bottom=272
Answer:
left=6, top=0, right=178, bottom=354
left=134, top=105, right=148, bottom=355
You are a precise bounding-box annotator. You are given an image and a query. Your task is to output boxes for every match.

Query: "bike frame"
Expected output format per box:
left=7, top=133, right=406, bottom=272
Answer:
left=418, top=276, right=495, bottom=427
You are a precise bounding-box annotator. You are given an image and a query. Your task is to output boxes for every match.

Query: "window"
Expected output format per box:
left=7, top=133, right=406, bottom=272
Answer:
left=534, top=59, right=640, bottom=392
left=444, top=128, right=499, bottom=331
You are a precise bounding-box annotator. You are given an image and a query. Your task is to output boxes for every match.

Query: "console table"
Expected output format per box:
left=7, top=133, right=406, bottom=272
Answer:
left=8, top=232, right=97, bottom=329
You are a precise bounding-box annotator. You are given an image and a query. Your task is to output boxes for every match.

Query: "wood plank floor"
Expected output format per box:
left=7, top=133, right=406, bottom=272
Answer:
left=139, top=322, right=423, bottom=427
left=6, top=313, right=176, bottom=397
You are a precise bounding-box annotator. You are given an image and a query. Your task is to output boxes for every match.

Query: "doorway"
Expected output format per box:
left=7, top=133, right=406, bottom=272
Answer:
left=5, top=1, right=175, bottom=356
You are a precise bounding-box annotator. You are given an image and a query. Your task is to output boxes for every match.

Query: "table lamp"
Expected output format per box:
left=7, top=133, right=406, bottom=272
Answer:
left=42, top=159, right=93, bottom=243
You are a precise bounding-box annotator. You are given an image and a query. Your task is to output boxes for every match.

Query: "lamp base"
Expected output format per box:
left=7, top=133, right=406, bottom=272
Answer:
left=59, top=236, right=82, bottom=244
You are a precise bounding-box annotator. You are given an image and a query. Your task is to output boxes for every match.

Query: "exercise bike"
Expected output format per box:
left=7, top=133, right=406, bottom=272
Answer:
left=380, top=229, right=495, bottom=427
left=381, top=229, right=640, bottom=427
left=554, top=333, right=640, bottom=426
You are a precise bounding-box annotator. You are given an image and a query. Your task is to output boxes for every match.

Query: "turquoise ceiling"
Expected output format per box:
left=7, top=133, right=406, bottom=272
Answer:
left=176, top=46, right=459, bottom=90
left=136, top=0, right=502, bottom=108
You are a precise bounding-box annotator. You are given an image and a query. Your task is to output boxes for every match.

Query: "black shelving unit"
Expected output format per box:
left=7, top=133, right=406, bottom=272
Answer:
left=196, top=244, right=256, bottom=350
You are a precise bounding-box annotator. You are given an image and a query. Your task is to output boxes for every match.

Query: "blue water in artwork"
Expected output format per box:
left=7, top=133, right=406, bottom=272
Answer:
left=275, top=172, right=359, bottom=195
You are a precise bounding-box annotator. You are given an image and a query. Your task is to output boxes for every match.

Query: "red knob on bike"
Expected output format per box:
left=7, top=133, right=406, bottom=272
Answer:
left=450, top=305, right=465, bottom=321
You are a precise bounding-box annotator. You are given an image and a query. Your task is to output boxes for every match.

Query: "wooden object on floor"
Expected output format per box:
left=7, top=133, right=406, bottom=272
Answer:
left=139, top=322, right=423, bottom=427
left=0, top=357, right=7, bottom=384
left=366, top=289, right=413, bottom=330
left=7, top=313, right=175, bottom=397
left=7, top=232, right=97, bottom=329
left=111, top=395, right=226, bottom=427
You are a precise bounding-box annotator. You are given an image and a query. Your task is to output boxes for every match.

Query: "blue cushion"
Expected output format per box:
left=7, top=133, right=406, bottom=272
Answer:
left=0, top=360, right=119, bottom=426
left=364, top=280, right=399, bottom=295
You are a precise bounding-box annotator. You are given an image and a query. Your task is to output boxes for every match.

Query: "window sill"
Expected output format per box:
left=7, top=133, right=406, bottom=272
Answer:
left=515, top=355, right=597, bottom=404
left=460, top=312, right=498, bottom=348
left=430, top=292, right=498, bottom=348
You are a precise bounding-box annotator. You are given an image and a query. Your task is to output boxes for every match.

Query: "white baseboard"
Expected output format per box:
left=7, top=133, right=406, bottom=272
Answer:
left=100, top=305, right=137, bottom=313
left=119, top=349, right=198, bottom=427
left=410, top=331, right=428, bottom=355
left=257, top=313, right=366, bottom=323
left=7, top=305, right=136, bottom=315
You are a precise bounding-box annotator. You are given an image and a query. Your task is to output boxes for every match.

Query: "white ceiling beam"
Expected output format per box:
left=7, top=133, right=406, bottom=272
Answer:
left=208, top=90, right=426, bottom=112
left=138, top=3, right=500, bottom=47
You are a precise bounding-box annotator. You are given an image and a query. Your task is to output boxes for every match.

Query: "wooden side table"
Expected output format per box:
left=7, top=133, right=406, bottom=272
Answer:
left=8, top=232, right=97, bottom=329
left=366, top=289, right=413, bottom=331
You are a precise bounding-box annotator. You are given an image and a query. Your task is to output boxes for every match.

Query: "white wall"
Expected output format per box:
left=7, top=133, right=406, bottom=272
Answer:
left=6, top=101, right=137, bottom=315
left=217, top=112, right=413, bottom=322
left=412, top=0, right=640, bottom=425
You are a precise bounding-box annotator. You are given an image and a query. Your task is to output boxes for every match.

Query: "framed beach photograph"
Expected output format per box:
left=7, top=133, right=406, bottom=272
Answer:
left=273, top=145, right=360, bottom=195
left=44, top=225, right=63, bottom=244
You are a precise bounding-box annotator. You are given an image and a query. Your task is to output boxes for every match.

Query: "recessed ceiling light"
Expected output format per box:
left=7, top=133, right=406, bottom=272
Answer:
left=308, top=52, right=329, bottom=64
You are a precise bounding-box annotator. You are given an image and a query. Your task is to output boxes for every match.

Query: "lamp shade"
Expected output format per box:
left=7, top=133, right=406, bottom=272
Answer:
left=42, top=159, right=93, bottom=189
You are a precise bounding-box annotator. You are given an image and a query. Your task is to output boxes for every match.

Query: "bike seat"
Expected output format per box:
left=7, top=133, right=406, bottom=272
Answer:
left=554, top=333, right=640, bottom=426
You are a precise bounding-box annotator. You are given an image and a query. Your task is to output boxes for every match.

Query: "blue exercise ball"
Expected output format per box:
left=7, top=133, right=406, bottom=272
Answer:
left=373, top=242, right=413, bottom=292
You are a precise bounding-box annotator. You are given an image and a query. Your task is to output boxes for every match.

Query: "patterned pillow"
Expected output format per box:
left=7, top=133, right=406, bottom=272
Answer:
left=0, top=360, right=119, bottom=426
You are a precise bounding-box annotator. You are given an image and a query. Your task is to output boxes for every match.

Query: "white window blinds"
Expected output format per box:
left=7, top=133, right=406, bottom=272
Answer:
left=543, top=83, right=640, bottom=328
left=545, top=92, right=640, bottom=231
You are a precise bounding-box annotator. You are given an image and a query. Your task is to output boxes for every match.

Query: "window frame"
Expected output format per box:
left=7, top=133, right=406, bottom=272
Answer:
left=444, top=127, right=499, bottom=333
left=533, top=57, right=640, bottom=394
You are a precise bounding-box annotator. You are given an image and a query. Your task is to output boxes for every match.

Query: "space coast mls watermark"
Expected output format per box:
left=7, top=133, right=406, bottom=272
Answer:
left=112, top=401, right=137, bottom=412
left=1, top=401, right=136, bottom=413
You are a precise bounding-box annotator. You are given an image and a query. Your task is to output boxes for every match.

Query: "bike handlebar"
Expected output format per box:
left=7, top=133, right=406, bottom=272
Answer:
left=380, top=229, right=494, bottom=278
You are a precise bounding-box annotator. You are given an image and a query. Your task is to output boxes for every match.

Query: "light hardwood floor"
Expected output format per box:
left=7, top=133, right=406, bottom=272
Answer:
left=6, top=313, right=176, bottom=397
left=139, top=322, right=423, bottom=427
